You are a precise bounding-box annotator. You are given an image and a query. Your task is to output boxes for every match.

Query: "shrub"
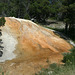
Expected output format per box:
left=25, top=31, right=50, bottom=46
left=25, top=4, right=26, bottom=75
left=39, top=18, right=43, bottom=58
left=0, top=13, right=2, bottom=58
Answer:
left=0, top=17, right=6, bottom=26
left=24, top=13, right=30, bottom=20
left=62, top=47, right=75, bottom=65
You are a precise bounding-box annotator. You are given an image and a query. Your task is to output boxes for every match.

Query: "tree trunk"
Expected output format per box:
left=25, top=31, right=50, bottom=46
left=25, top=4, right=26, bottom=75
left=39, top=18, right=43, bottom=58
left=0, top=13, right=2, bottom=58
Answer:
left=65, top=22, right=68, bottom=34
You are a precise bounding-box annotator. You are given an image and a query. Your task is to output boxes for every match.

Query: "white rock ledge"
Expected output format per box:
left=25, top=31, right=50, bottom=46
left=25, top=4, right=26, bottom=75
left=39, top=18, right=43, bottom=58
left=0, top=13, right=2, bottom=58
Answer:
left=0, top=26, right=18, bottom=62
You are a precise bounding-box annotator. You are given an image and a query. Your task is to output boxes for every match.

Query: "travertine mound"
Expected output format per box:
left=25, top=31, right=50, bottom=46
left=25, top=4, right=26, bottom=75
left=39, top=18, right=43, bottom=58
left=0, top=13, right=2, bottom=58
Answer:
left=0, top=17, right=72, bottom=75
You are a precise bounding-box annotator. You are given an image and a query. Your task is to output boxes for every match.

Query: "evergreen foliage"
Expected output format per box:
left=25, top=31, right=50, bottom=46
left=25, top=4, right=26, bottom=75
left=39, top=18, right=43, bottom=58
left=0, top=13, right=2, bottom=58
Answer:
left=29, top=0, right=50, bottom=22
left=0, top=0, right=74, bottom=36
left=62, top=47, right=75, bottom=65
left=59, top=0, right=75, bottom=32
left=0, top=0, right=74, bottom=25
left=0, top=17, right=6, bottom=26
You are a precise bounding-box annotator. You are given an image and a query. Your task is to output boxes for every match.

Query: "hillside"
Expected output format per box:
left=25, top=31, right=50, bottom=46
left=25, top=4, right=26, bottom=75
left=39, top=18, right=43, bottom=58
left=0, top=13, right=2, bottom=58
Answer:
left=0, top=17, right=72, bottom=75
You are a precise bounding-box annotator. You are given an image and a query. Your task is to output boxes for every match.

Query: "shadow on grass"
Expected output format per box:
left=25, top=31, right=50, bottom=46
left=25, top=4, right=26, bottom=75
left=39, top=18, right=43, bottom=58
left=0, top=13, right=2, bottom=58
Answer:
left=38, top=20, right=58, bottom=25
left=45, top=26, right=75, bottom=42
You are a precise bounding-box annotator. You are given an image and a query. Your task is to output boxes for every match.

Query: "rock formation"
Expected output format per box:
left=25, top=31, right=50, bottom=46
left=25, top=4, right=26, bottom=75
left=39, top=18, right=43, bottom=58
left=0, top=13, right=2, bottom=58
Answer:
left=0, top=17, right=72, bottom=75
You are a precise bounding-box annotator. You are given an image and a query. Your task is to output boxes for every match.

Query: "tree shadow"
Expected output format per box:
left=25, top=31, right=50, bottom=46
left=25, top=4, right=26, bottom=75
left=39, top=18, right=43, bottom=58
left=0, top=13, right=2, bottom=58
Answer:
left=39, top=20, right=58, bottom=25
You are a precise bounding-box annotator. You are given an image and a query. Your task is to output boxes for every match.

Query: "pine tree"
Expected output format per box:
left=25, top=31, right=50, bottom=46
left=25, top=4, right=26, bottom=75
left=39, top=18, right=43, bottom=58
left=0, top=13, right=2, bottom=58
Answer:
left=60, top=0, right=75, bottom=33
left=0, top=17, right=6, bottom=26
left=29, top=0, right=50, bottom=22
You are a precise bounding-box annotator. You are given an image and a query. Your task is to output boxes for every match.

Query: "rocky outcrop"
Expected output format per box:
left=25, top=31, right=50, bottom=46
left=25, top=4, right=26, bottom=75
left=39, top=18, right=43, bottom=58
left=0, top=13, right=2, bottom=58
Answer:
left=0, top=17, right=72, bottom=75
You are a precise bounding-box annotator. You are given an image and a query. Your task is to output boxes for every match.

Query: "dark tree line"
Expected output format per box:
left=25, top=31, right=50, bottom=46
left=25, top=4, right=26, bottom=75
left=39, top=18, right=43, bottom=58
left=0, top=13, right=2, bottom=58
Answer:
left=0, top=0, right=62, bottom=21
left=0, top=0, right=75, bottom=34
left=60, top=0, right=75, bottom=33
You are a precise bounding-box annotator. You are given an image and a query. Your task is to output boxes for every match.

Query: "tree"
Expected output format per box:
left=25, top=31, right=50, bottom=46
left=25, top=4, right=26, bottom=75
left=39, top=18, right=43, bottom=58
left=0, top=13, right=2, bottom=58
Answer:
left=0, top=0, right=31, bottom=19
left=49, top=0, right=62, bottom=20
left=60, top=0, right=75, bottom=33
left=0, top=17, right=6, bottom=26
left=29, top=0, right=50, bottom=22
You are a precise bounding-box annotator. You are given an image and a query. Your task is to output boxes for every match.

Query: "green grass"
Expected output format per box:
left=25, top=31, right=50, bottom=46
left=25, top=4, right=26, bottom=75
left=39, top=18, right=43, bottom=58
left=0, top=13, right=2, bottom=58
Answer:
left=0, top=67, right=9, bottom=75
left=36, top=64, right=75, bottom=75
left=0, top=67, right=4, bottom=75
left=35, top=63, right=75, bottom=75
left=35, top=48, right=75, bottom=75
